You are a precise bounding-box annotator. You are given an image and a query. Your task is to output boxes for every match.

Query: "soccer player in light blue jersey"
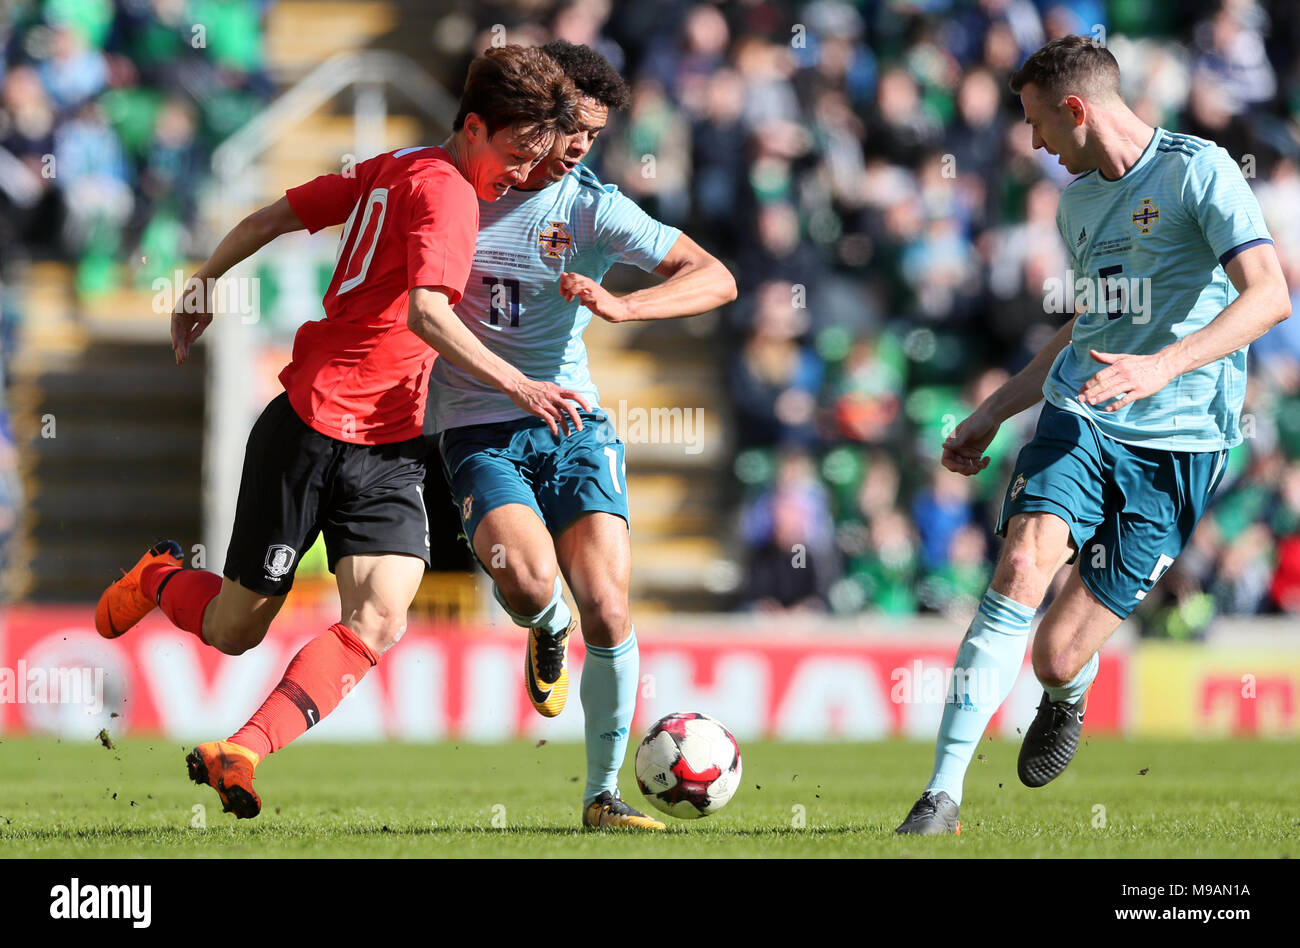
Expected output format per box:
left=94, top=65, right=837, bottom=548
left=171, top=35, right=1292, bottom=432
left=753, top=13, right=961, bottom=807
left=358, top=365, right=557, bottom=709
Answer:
left=426, top=41, right=737, bottom=830
left=897, top=35, right=1291, bottom=835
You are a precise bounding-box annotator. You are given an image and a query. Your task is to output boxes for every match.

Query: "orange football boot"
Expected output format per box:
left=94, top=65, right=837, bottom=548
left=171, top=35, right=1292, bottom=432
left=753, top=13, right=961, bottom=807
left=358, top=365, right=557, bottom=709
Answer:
left=95, top=540, right=184, bottom=639
left=186, top=740, right=262, bottom=819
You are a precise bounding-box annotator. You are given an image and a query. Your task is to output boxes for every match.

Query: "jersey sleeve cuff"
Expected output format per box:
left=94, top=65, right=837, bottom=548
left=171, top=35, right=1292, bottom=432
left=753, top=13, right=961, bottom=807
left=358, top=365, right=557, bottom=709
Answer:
left=409, top=282, right=463, bottom=306
left=1218, top=237, right=1273, bottom=267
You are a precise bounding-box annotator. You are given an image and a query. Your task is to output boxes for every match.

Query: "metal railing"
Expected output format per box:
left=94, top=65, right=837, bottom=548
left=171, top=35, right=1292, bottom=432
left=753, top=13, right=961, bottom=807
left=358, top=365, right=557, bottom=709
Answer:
left=211, top=49, right=460, bottom=185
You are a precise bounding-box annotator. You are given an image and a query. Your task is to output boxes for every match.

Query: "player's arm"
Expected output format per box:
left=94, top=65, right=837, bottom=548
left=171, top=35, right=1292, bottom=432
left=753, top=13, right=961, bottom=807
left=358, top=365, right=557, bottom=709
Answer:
left=1078, top=243, right=1290, bottom=411
left=407, top=286, right=590, bottom=435
left=558, top=234, right=737, bottom=322
left=942, top=313, right=1079, bottom=476
left=172, top=197, right=305, bottom=364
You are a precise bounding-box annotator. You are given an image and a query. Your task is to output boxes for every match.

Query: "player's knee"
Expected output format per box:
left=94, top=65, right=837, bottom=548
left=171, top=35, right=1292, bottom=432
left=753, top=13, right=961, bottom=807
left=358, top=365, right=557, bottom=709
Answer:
left=360, top=620, right=406, bottom=655
left=1034, top=652, right=1079, bottom=689
left=577, top=592, right=630, bottom=649
left=1001, top=545, right=1044, bottom=579
left=348, top=602, right=408, bottom=655
left=997, top=540, right=1060, bottom=597
left=206, top=617, right=270, bottom=656
left=496, top=564, right=558, bottom=617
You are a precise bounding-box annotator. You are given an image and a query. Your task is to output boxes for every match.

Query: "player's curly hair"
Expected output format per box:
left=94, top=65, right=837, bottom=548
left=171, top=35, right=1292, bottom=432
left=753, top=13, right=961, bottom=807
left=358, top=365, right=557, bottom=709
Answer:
left=1009, top=34, right=1122, bottom=103
left=454, top=45, right=577, bottom=144
left=540, top=39, right=632, bottom=111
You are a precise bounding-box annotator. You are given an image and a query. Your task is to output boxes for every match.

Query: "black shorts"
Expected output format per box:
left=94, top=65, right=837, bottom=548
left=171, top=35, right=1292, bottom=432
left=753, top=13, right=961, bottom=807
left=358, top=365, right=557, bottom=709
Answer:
left=224, top=392, right=431, bottom=595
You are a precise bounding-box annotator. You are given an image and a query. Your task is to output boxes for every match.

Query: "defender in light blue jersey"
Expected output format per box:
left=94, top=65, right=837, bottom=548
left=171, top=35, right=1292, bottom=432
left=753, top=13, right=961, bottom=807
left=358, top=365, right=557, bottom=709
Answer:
left=1045, top=128, right=1271, bottom=451
left=424, top=152, right=678, bottom=432
left=897, top=36, right=1290, bottom=836
left=426, top=42, right=737, bottom=830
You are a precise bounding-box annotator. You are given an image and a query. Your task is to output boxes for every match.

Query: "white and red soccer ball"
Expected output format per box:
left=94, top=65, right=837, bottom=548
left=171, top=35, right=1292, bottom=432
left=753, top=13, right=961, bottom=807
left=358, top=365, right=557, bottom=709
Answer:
left=634, top=712, right=742, bottom=819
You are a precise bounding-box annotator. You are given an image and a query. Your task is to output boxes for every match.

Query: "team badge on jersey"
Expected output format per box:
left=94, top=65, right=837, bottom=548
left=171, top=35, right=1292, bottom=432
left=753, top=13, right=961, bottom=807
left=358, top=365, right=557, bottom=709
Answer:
left=461, top=493, right=473, bottom=522
left=263, top=544, right=296, bottom=580
left=1010, top=473, right=1026, bottom=500
left=1131, top=198, right=1159, bottom=234
left=538, top=221, right=572, bottom=259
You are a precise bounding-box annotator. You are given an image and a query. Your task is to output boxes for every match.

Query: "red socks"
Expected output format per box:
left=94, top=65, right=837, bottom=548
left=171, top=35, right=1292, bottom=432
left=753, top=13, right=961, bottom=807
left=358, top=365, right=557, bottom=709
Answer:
left=140, top=565, right=222, bottom=640
left=229, top=623, right=379, bottom=759
left=139, top=566, right=382, bottom=761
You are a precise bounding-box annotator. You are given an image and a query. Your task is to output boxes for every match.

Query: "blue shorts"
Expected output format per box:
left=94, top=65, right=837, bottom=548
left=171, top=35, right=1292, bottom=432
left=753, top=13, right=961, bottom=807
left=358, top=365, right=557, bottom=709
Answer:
left=437, top=410, right=629, bottom=547
left=997, top=401, right=1228, bottom=619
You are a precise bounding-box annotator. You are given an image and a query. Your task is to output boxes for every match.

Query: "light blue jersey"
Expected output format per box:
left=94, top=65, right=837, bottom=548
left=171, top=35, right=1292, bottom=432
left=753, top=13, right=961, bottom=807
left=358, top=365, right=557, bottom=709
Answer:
left=1044, top=128, right=1272, bottom=451
left=426, top=164, right=681, bottom=433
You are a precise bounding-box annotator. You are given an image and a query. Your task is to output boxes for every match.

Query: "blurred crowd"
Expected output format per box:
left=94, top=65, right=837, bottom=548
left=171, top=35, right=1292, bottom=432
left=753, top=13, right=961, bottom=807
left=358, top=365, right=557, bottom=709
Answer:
left=0, top=0, right=274, bottom=584
left=0, top=0, right=273, bottom=292
left=461, top=0, right=1300, bottom=632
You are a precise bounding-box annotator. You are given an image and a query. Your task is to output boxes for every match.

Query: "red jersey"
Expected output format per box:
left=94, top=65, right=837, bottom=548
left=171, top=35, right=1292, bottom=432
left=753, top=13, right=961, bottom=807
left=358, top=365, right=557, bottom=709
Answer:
left=281, top=146, right=478, bottom=444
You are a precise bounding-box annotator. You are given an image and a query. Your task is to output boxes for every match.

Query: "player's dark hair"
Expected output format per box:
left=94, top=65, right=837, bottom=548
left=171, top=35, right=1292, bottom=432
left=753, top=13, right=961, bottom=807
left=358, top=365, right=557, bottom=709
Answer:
left=454, top=45, right=577, bottom=144
left=539, top=39, right=631, bottom=111
left=1009, top=35, right=1122, bottom=103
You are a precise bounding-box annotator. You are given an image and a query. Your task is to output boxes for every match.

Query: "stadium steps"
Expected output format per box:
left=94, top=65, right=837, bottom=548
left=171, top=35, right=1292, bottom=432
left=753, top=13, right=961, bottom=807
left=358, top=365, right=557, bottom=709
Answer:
left=77, top=284, right=179, bottom=339
left=410, top=571, right=484, bottom=623
left=6, top=261, right=88, bottom=599
left=265, top=1, right=398, bottom=82
left=14, top=260, right=204, bottom=340
left=624, top=474, right=713, bottom=535
left=264, top=113, right=427, bottom=198
left=580, top=313, right=738, bottom=608
left=14, top=341, right=205, bottom=602
left=10, top=262, right=89, bottom=370
left=364, top=0, right=466, bottom=92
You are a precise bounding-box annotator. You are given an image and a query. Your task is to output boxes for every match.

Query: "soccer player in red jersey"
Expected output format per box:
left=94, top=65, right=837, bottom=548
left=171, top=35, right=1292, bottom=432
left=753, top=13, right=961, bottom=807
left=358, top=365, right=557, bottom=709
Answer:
left=93, top=46, right=583, bottom=818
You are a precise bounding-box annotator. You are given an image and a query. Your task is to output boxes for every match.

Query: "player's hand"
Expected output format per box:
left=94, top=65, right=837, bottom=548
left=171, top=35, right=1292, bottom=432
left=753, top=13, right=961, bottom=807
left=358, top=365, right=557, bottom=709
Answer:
left=1077, top=349, right=1175, bottom=412
left=171, top=278, right=213, bottom=366
left=559, top=272, right=630, bottom=323
left=508, top=377, right=591, bottom=436
left=941, top=408, right=999, bottom=476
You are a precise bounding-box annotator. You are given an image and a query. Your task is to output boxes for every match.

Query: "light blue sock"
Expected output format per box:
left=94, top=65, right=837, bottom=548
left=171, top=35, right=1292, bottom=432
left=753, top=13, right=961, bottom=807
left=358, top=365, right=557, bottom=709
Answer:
left=493, top=576, right=572, bottom=636
left=926, top=589, right=1034, bottom=805
left=1044, top=652, right=1099, bottom=705
left=581, top=629, right=638, bottom=806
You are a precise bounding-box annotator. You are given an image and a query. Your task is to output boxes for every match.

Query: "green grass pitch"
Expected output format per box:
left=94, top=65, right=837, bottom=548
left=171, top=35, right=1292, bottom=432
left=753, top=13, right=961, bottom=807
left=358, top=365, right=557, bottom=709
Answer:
left=1, top=736, right=1296, bottom=857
